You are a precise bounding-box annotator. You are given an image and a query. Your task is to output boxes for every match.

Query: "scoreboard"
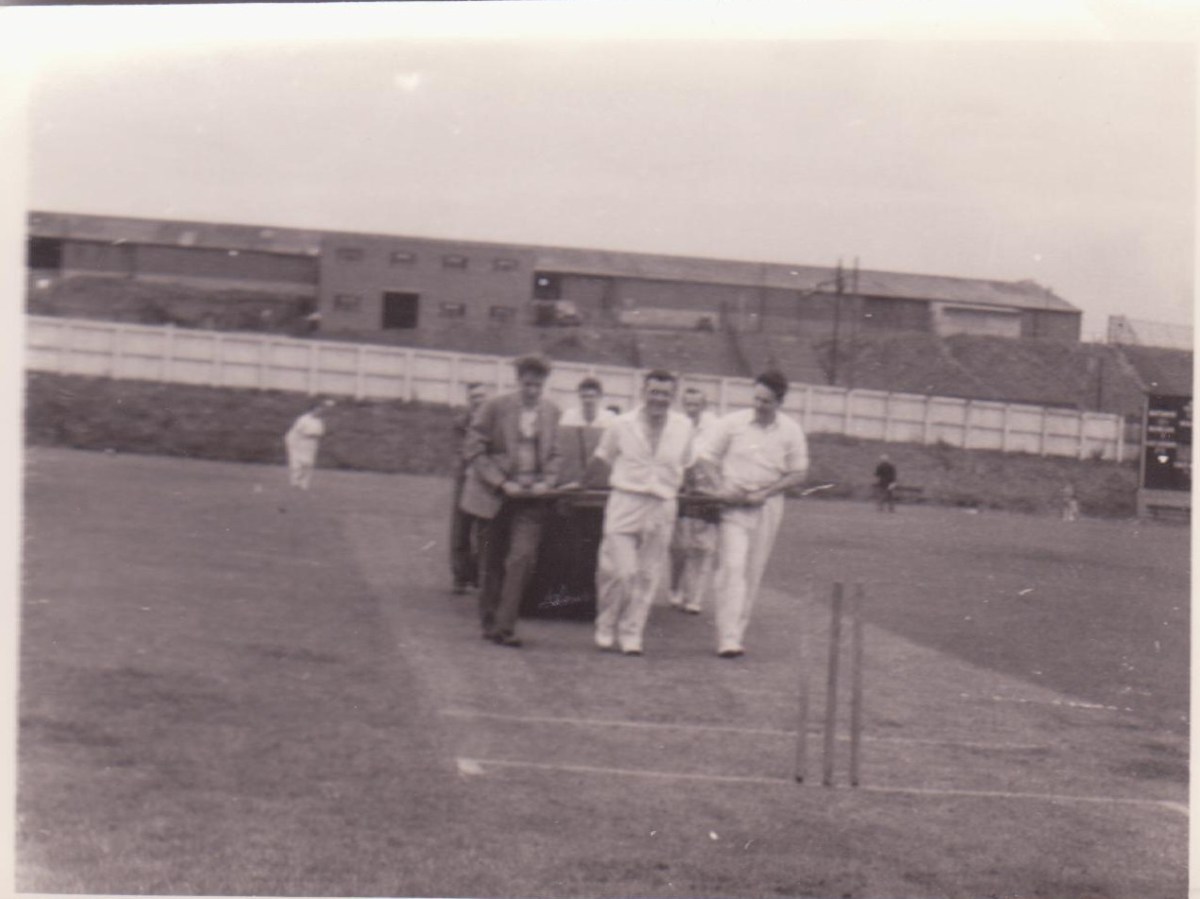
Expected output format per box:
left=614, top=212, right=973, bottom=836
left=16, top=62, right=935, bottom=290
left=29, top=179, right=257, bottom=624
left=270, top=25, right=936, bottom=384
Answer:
left=1141, top=394, right=1192, bottom=493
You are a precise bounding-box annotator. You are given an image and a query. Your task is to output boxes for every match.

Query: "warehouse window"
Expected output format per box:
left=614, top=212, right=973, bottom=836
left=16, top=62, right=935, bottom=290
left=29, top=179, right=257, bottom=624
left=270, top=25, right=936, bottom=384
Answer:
left=533, top=272, right=561, bottom=300
left=390, top=250, right=417, bottom=266
left=383, top=292, right=419, bottom=329
left=489, top=305, right=515, bottom=322
left=493, top=257, right=519, bottom=272
left=443, top=254, right=469, bottom=270
left=333, top=293, right=362, bottom=311
left=27, top=237, right=63, bottom=270
left=336, top=247, right=364, bottom=262
left=439, top=302, right=466, bottom=319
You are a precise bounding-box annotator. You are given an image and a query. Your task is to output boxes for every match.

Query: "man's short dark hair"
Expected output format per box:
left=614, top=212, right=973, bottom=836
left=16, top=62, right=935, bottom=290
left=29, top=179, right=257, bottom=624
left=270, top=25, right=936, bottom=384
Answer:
left=644, top=369, right=677, bottom=386
left=578, top=377, right=602, bottom=394
left=755, top=370, right=788, bottom=402
left=513, top=354, right=551, bottom=379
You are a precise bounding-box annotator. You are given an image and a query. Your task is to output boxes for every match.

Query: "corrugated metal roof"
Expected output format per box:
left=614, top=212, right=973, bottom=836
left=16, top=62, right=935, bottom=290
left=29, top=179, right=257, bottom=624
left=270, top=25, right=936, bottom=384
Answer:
left=28, top=211, right=1077, bottom=314
left=534, top=246, right=1076, bottom=313
left=28, top=211, right=323, bottom=256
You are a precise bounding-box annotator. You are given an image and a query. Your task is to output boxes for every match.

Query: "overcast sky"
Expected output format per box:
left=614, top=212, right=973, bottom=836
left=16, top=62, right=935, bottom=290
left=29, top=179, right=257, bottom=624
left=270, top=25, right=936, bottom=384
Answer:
left=7, top=3, right=1198, bottom=338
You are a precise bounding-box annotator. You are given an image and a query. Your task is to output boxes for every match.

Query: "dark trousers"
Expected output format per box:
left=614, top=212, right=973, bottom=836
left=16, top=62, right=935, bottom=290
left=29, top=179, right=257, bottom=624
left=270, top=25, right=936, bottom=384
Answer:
left=477, top=501, right=545, bottom=637
left=450, top=477, right=480, bottom=587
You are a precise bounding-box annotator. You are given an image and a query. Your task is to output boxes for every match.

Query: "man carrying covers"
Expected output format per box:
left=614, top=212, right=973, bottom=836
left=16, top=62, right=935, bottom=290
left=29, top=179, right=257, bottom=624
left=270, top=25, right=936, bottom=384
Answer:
left=460, top=355, right=562, bottom=648
left=589, top=370, right=694, bottom=656
left=699, top=371, right=809, bottom=658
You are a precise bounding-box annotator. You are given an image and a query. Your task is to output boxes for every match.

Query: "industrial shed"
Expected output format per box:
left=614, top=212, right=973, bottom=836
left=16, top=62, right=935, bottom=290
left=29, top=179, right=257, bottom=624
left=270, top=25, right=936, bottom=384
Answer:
left=28, top=211, right=1082, bottom=344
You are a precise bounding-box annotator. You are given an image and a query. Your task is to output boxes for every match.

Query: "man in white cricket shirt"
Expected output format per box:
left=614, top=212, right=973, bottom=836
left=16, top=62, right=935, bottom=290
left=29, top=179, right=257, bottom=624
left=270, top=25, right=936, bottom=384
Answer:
left=589, top=370, right=694, bottom=656
left=699, top=371, right=809, bottom=658
left=283, top=399, right=334, bottom=490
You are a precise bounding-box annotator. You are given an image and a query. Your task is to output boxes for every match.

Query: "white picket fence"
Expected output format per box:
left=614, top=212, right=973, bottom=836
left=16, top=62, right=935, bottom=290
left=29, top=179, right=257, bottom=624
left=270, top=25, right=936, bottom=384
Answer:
left=25, top=315, right=1126, bottom=462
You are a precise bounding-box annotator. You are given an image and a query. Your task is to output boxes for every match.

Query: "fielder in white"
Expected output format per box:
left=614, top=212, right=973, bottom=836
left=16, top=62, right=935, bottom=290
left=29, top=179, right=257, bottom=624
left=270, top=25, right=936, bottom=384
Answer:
left=698, top=371, right=809, bottom=658
left=669, top=386, right=721, bottom=614
left=284, top=400, right=333, bottom=490
left=589, top=370, right=694, bottom=656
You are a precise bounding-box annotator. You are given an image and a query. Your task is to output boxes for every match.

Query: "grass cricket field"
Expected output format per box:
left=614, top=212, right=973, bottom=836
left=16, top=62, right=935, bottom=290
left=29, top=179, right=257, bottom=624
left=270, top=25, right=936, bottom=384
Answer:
left=18, top=447, right=1189, bottom=897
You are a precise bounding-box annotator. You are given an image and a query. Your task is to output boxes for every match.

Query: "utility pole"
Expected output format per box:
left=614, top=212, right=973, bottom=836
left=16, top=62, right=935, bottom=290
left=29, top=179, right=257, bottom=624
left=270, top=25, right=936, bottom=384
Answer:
left=847, top=256, right=860, bottom=388
left=830, top=258, right=844, bottom=386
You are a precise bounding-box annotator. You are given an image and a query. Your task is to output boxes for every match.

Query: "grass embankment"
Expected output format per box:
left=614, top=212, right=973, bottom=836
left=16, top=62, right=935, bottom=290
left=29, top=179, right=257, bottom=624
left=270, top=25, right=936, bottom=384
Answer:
left=25, top=371, right=1139, bottom=516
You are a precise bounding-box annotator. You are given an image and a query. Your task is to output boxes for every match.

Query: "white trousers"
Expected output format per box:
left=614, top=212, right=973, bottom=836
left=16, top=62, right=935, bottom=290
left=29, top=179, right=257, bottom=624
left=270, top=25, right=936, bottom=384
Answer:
left=288, top=457, right=315, bottom=490
left=595, top=493, right=676, bottom=652
left=714, top=495, right=785, bottom=653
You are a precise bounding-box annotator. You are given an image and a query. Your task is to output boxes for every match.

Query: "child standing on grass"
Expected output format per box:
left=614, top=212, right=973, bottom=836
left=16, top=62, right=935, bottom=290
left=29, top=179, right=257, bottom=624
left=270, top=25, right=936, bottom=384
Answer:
left=284, top=399, right=333, bottom=490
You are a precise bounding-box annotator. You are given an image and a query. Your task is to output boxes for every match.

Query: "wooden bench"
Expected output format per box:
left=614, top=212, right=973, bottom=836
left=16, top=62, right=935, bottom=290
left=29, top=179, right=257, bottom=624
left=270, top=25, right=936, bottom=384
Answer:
left=1146, top=504, right=1191, bottom=523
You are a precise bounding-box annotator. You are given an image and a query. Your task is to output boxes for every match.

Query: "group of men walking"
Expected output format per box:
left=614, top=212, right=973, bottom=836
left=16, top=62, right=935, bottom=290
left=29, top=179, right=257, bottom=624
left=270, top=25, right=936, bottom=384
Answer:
left=449, top=354, right=810, bottom=658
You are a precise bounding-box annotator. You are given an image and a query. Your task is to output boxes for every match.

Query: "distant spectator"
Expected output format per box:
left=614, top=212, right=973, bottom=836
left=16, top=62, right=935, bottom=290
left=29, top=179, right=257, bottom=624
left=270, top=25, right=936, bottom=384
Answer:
left=1061, top=483, right=1080, bottom=522
left=450, top=382, right=491, bottom=594
left=874, top=454, right=897, bottom=513
left=560, top=377, right=619, bottom=429
left=284, top=399, right=334, bottom=490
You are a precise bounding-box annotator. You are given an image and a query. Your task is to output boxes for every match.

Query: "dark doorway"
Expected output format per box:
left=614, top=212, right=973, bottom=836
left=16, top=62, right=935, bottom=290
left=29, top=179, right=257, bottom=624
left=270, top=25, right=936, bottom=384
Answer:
left=27, top=237, right=63, bottom=271
left=382, top=291, right=419, bottom=329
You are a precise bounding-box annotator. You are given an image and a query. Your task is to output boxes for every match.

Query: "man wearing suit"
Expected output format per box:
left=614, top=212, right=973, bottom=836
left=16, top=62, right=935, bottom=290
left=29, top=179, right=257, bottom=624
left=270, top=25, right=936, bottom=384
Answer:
left=450, top=382, right=490, bottom=594
left=460, top=355, right=562, bottom=648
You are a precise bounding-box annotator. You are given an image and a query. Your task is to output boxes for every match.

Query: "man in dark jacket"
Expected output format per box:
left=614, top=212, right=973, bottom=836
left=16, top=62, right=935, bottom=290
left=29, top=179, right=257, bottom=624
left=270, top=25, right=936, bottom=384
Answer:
left=460, top=355, right=562, bottom=647
left=874, top=454, right=897, bottom=513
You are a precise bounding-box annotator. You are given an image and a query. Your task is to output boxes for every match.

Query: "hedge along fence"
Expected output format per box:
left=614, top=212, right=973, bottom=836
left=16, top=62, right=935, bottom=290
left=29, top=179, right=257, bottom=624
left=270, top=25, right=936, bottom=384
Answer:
left=26, top=315, right=1126, bottom=462
left=24, top=371, right=1139, bottom=517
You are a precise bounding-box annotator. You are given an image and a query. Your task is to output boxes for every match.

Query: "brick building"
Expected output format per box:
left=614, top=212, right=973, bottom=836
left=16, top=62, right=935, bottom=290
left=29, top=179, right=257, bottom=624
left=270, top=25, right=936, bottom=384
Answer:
left=28, top=211, right=1082, bottom=343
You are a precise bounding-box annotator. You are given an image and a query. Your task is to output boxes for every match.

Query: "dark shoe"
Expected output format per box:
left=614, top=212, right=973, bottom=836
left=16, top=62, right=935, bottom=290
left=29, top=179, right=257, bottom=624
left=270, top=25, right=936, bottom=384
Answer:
left=493, top=633, right=523, bottom=648
left=717, top=648, right=744, bottom=659
left=621, top=646, right=643, bottom=656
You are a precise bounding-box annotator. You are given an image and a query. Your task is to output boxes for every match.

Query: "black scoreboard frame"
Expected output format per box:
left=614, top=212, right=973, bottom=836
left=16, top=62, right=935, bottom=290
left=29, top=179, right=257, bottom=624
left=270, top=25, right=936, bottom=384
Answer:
left=1137, top=392, right=1192, bottom=517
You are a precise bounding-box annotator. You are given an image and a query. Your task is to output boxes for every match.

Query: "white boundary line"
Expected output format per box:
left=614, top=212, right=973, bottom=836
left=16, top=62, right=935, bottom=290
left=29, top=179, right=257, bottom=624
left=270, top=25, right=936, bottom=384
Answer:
left=587, top=686, right=1137, bottom=715
left=441, top=708, right=1048, bottom=752
left=456, top=757, right=1188, bottom=818
left=857, top=785, right=1190, bottom=818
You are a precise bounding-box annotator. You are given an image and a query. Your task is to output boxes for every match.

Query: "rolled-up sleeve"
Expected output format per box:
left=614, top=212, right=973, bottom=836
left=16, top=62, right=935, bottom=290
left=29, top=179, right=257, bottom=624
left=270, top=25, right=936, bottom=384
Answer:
left=593, top=421, right=620, bottom=465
